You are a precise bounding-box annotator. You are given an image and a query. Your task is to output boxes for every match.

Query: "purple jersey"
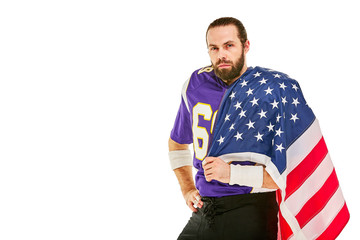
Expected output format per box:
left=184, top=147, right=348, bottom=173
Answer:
left=170, top=66, right=255, bottom=197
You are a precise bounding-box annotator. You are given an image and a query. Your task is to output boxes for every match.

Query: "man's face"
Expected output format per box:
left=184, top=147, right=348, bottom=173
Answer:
left=206, top=25, right=249, bottom=84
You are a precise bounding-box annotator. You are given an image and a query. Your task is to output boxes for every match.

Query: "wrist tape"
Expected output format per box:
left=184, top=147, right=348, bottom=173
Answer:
left=229, top=165, right=263, bottom=188
left=169, top=150, right=192, bottom=170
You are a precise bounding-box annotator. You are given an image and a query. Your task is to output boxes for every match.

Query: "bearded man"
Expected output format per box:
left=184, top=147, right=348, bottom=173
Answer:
left=168, top=17, right=349, bottom=240
left=169, top=17, right=279, bottom=239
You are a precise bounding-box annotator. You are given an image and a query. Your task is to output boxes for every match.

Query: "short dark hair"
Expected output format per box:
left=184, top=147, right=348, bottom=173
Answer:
left=206, top=17, right=248, bottom=46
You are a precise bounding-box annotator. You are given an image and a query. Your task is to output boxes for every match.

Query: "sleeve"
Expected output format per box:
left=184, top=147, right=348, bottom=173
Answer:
left=170, top=83, right=193, bottom=145
left=170, top=78, right=193, bottom=144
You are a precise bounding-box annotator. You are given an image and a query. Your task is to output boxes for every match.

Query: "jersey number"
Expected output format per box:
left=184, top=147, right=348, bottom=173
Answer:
left=192, top=103, right=217, bottom=160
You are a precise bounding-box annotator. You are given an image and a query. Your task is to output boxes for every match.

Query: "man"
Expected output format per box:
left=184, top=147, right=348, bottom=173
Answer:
left=169, top=17, right=349, bottom=240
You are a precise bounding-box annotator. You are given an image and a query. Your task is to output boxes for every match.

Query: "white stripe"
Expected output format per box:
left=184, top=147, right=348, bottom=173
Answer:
left=219, top=152, right=271, bottom=165
left=279, top=200, right=305, bottom=240
left=301, top=187, right=345, bottom=239
left=286, top=119, right=322, bottom=175
left=181, top=78, right=190, bottom=112
left=285, top=153, right=334, bottom=215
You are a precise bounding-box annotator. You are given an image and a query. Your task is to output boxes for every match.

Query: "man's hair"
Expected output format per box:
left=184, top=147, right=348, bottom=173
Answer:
left=206, top=17, right=248, bottom=47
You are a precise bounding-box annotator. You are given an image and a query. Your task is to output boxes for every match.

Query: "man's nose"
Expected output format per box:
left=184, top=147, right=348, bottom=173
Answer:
left=218, top=48, right=227, bottom=61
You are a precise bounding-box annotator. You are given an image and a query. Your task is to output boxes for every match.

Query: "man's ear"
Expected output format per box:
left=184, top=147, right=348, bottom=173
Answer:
left=244, top=40, right=250, bottom=54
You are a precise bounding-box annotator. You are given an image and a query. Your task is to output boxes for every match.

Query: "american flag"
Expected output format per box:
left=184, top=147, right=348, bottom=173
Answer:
left=208, top=67, right=349, bottom=239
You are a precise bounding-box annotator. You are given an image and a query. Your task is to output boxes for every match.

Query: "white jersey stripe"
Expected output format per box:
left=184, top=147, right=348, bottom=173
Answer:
left=181, top=78, right=190, bottom=112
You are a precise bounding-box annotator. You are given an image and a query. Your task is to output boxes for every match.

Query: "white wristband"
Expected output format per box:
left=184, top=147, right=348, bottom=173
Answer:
left=229, top=165, right=263, bottom=188
left=169, top=150, right=192, bottom=170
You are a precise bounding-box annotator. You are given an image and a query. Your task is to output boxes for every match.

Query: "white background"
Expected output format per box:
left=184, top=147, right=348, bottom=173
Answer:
left=0, top=0, right=358, bottom=239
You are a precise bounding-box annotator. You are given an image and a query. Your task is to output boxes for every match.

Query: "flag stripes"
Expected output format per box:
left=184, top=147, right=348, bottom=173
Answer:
left=279, top=119, right=349, bottom=239
left=277, top=190, right=293, bottom=240
left=301, top=187, right=346, bottom=239
left=285, top=137, right=328, bottom=200
left=285, top=119, right=322, bottom=175
left=316, top=203, right=350, bottom=240
left=296, top=169, right=339, bottom=228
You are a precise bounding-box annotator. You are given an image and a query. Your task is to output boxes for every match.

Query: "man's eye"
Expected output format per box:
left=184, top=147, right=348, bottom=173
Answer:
left=211, top=47, right=218, bottom=51
left=227, top=44, right=233, bottom=48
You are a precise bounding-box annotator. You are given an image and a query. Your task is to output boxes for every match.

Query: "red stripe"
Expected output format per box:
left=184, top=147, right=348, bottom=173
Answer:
left=276, top=190, right=293, bottom=240
left=295, top=169, right=339, bottom=228
left=316, top=203, right=350, bottom=240
left=285, top=137, right=328, bottom=200
left=279, top=211, right=293, bottom=240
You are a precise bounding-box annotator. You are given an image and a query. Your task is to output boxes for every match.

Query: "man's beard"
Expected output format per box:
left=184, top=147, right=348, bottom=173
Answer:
left=213, top=50, right=245, bottom=84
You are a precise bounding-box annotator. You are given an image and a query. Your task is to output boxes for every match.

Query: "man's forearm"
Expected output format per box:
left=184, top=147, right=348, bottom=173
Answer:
left=169, top=138, right=195, bottom=194
left=174, top=166, right=196, bottom=196
left=203, top=157, right=279, bottom=189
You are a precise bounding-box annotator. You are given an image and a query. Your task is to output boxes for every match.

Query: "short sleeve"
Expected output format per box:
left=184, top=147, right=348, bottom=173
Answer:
left=170, top=97, right=193, bottom=144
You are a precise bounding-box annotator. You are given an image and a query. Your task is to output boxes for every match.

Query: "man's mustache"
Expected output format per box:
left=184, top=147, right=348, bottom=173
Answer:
left=216, top=60, right=233, bottom=66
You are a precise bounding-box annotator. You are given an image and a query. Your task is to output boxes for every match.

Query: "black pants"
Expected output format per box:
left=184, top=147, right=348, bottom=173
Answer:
left=178, top=191, right=278, bottom=240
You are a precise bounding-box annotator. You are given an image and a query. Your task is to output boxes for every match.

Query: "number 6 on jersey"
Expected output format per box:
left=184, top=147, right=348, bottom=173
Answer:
left=192, top=103, right=217, bottom=160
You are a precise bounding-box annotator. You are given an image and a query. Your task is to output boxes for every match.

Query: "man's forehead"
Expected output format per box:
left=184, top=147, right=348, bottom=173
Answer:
left=207, top=25, right=240, bottom=46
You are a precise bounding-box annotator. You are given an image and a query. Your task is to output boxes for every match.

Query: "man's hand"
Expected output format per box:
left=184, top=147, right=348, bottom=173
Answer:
left=183, top=189, right=203, bottom=212
left=202, top=157, right=230, bottom=183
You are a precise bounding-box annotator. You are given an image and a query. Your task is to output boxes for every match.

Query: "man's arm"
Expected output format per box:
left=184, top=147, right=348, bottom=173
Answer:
left=169, top=138, right=203, bottom=212
left=202, top=157, right=279, bottom=189
left=262, top=168, right=279, bottom=189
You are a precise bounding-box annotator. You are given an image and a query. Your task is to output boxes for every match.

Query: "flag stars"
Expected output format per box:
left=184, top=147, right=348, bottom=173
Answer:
left=234, top=132, right=243, bottom=141
left=275, top=127, right=284, bottom=137
left=250, top=97, right=260, bottom=106
left=276, top=143, right=285, bottom=153
left=259, top=78, right=268, bottom=85
left=292, top=98, right=300, bottom=107
left=281, top=96, right=288, bottom=105
left=279, top=82, right=287, bottom=90
left=270, top=99, right=279, bottom=109
left=258, top=109, right=267, bottom=119
left=290, top=113, right=299, bottom=123
left=292, top=84, right=299, bottom=91
left=230, top=91, right=236, bottom=100
left=234, top=101, right=242, bottom=110
left=266, top=122, right=275, bottom=132
left=255, top=132, right=264, bottom=142
left=225, top=114, right=231, bottom=122
left=253, top=72, right=262, bottom=78
left=273, top=73, right=281, bottom=78
left=239, top=109, right=247, bottom=119
left=217, top=136, right=225, bottom=145
left=240, top=79, right=248, bottom=87
left=229, top=123, right=235, bottom=131
left=246, top=119, right=255, bottom=129
left=264, top=87, right=274, bottom=95
left=246, top=88, right=254, bottom=96
left=276, top=113, right=282, bottom=123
